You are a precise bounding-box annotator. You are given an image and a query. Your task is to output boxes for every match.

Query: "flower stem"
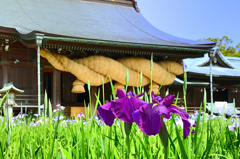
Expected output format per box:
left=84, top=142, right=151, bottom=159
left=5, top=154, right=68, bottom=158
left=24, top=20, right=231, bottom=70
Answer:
left=164, top=146, right=168, bottom=159
left=124, top=122, right=132, bottom=156
left=126, top=134, right=130, bottom=156
left=158, top=116, right=168, bottom=159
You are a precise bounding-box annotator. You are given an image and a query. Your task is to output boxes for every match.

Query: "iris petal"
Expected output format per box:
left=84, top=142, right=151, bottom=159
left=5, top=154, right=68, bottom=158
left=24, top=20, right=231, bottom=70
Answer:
left=161, top=94, right=175, bottom=106
left=167, top=106, right=191, bottom=137
left=132, top=110, right=140, bottom=125
left=135, top=92, right=145, bottom=98
left=131, top=97, right=148, bottom=110
left=98, top=89, right=147, bottom=126
left=97, top=102, right=115, bottom=126
left=178, top=108, right=190, bottom=119
left=135, top=104, right=168, bottom=135
left=111, top=97, right=135, bottom=123
left=117, top=89, right=126, bottom=98
left=152, top=91, right=155, bottom=101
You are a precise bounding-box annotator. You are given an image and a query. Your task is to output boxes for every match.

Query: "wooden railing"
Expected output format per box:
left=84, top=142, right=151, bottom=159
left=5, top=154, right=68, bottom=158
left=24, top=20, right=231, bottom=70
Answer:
left=173, top=98, right=200, bottom=112
left=173, top=98, right=184, bottom=107
left=15, top=95, right=38, bottom=106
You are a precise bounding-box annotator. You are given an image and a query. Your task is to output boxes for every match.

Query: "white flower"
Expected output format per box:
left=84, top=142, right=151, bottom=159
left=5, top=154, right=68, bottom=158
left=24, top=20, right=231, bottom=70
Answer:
left=188, top=119, right=196, bottom=126
left=53, top=109, right=58, bottom=113
left=77, top=112, right=85, bottom=118
left=60, top=106, right=65, bottom=110
left=40, top=104, right=44, bottom=109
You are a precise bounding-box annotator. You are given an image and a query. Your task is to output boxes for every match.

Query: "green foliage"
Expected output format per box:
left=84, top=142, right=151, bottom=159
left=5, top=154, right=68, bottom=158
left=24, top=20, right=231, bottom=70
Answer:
left=0, top=90, right=239, bottom=158
left=200, top=36, right=240, bottom=57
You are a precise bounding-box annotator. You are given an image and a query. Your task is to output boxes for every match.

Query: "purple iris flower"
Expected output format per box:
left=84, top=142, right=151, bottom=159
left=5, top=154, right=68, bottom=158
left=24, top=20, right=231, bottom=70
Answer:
left=132, top=92, right=191, bottom=137
left=228, top=122, right=239, bottom=131
left=40, top=104, right=44, bottom=109
left=232, top=114, right=239, bottom=118
left=77, top=112, right=85, bottom=118
left=34, top=114, right=41, bottom=117
left=97, top=89, right=146, bottom=127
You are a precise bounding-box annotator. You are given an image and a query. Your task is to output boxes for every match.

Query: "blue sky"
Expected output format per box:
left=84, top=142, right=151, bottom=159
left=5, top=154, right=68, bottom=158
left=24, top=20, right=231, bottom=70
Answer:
left=138, top=0, right=240, bottom=47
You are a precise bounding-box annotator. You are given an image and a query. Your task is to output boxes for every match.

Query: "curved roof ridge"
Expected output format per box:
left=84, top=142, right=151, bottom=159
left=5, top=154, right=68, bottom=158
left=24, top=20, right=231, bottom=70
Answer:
left=195, top=54, right=210, bottom=67
left=216, top=51, right=238, bottom=69
left=193, top=49, right=237, bottom=69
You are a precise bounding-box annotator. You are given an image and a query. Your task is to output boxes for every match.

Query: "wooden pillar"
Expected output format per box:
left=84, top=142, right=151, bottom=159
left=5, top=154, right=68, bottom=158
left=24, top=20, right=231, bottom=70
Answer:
left=2, top=49, right=8, bottom=86
left=228, top=88, right=231, bottom=103
left=127, top=86, right=133, bottom=92
left=90, top=86, right=97, bottom=116
left=160, top=86, right=166, bottom=97
left=192, top=87, right=196, bottom=108
left=53, top=69, right=61, bottom=108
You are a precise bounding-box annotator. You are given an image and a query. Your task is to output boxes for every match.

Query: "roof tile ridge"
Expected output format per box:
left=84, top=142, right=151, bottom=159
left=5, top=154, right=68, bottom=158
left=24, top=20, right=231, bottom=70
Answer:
left=195, top=51, right=238, bottom=69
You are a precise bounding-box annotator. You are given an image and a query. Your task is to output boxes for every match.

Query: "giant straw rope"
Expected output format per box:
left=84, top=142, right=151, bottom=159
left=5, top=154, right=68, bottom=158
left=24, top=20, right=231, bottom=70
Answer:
left=40, top=49, right=183, bottom=93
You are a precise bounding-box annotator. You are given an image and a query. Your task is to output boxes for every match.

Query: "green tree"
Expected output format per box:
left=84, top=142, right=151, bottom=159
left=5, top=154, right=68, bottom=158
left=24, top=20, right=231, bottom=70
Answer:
left=200, top=36, right=240, bottom=57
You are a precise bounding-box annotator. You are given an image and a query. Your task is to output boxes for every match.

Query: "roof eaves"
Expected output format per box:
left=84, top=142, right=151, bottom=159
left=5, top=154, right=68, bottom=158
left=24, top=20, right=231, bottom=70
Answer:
left=43, top=36, right=211, bottom=54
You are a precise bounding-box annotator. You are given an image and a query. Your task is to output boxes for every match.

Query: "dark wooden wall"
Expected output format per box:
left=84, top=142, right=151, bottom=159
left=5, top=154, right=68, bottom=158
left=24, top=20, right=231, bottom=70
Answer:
left=1, top=46, right=37, bottom=95
left=168, top=86, right=205, bottom=109
left=228, top=90, right=240, bottom=107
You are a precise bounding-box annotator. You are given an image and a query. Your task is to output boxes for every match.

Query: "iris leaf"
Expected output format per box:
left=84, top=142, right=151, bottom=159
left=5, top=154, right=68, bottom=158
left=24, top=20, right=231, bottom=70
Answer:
left=172, top=117, right=188, bottom=159
left=135, top=134, right=150, bottom=159
left=109, top=77, right=116, bottom=100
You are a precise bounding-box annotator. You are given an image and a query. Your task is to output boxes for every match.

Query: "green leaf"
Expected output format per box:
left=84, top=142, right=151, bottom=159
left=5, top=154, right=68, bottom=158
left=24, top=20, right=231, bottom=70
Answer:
left=0, top=142, right=4, bottom=159
left=168, top=133, right=180, bottom=159
left=0, top=92, right=8, bottom=106
left=158, top=69, right=171, bottom=95
left=201, top=36, right=239, bottom=57
left=193, top=103, right=203, bottom=158
left=49, top=99, right=52, bottom=121
left=101, top=76, right=105, bottom=104
left=61, top=147, right=72, bottom=159
left=87, top=81, right=92, bottom=117
left=172, top=117, right=188, bottom=159
left=135, top=134, right=150, bottom=159
left=150, top=53, right=153, bottom=103
left=109, top=77, right=116, bottom=100
left=44, top=90, right=48, bottom=121
left=125, top=69, right=129, bottom=92
left=174, top=92, right=179, bottom=106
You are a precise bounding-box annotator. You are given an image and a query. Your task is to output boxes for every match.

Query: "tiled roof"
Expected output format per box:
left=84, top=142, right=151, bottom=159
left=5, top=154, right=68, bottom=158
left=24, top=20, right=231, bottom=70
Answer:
left=184, top=50, right=240, bottom=77
left=0, top=0, right=215, bottom=51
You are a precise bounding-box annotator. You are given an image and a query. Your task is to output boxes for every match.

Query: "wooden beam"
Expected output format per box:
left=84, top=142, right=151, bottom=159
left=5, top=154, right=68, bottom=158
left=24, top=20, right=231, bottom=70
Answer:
left=53, top=68, right=61, bottom=108
left=0, top=61, right=36, bottom=67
